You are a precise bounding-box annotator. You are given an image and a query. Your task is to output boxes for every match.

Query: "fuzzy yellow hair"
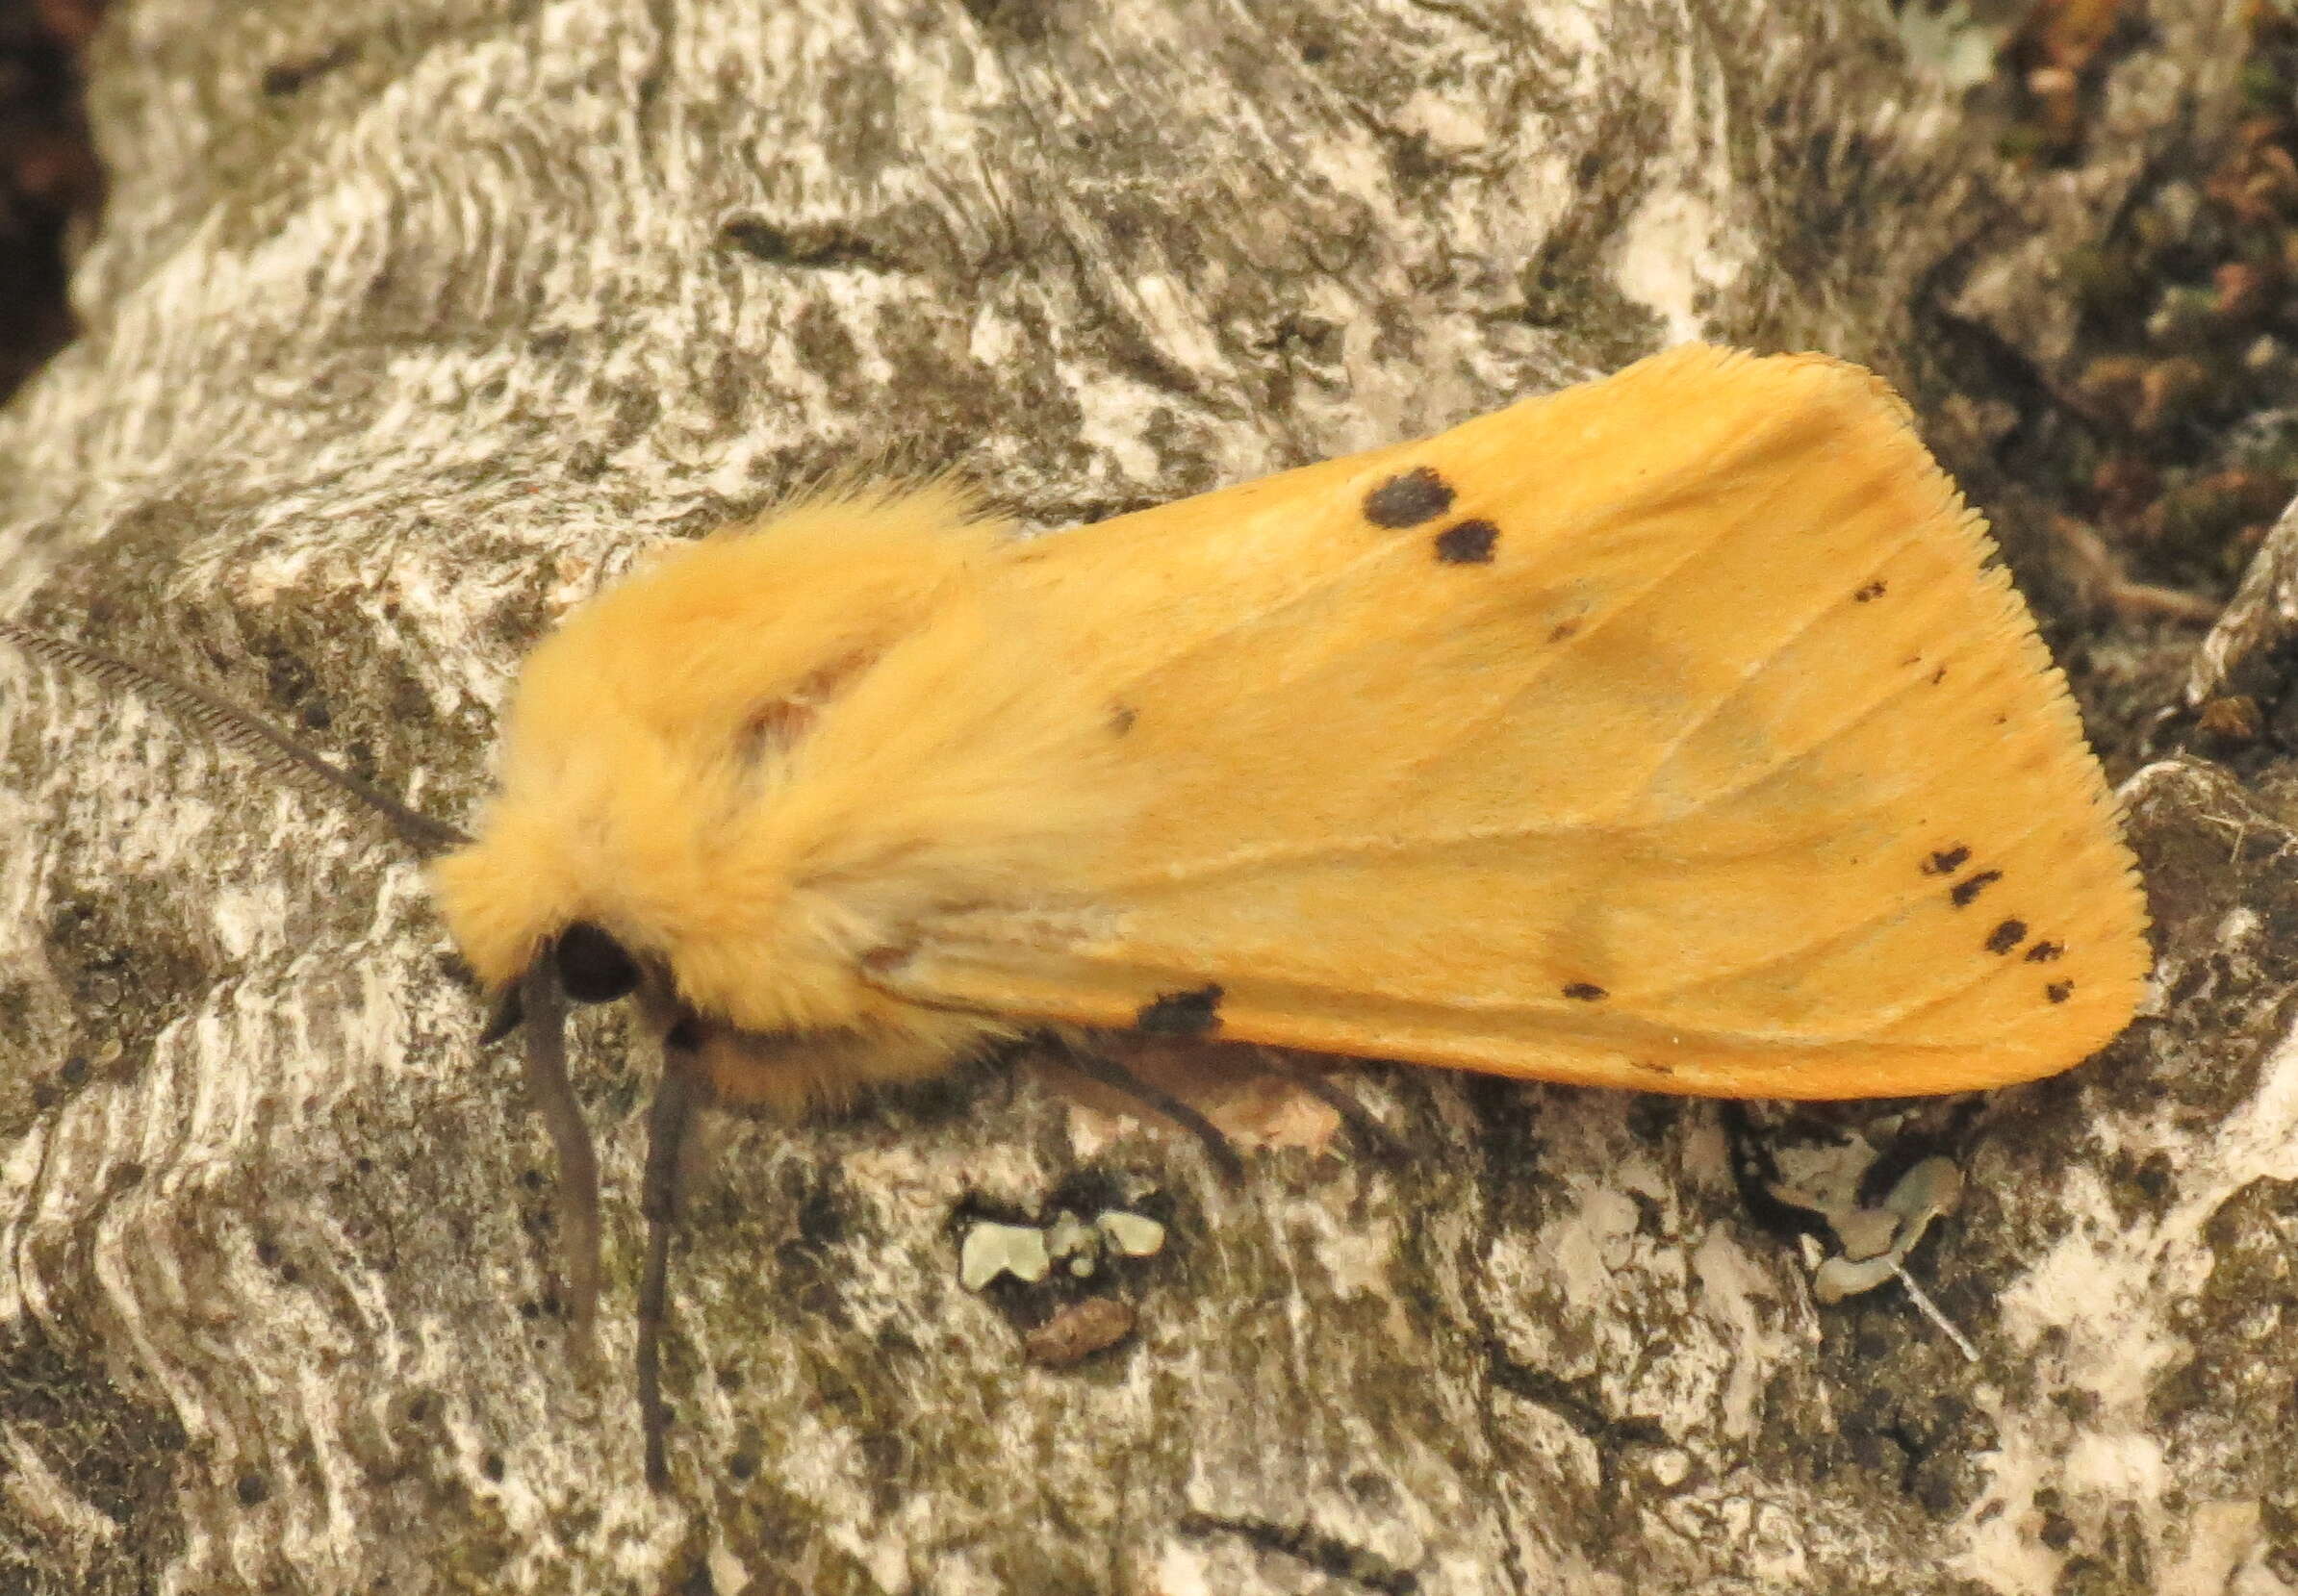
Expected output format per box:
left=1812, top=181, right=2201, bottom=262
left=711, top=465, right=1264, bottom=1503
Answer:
left=430, top=484, right=1135, bottom=1109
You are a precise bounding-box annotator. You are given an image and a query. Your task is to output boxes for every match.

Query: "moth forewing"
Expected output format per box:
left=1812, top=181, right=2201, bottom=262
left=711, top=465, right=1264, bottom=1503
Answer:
left=871, top=344, right=2151, bottom=1098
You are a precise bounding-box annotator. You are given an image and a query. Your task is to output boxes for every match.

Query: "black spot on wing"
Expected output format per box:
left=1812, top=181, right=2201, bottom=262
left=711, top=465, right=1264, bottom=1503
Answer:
left=1364, top=467, right=1454, bottom=528
left=1853, top=580, right=1886, bottom=602
left=1561, top=982, right=1606, bottom=1001
left=1950, top=870, right=2003, bottom=908
left=1985, top=919, right=2029, bottom=955
left=1136, top=983, right=1224, bottom=1037
left=2025, top=941, right=2064, bottom=963
left=2045, top=980, right=2073, bottom=1003
left=1434, top=519, right=1498, bottom=564
left=1110, top=703, right=1137, bottom=736
left=1923, top=847, right=1970, bottom=876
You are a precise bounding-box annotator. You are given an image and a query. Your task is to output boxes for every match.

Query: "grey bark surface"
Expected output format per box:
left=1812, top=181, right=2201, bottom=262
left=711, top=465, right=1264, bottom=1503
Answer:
left=0, top=2, right=2282, bottom=1593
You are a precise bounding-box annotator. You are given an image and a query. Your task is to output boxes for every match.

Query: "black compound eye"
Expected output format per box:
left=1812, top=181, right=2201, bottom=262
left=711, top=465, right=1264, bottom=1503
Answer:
left=555, top=921, right=640, bottom=1004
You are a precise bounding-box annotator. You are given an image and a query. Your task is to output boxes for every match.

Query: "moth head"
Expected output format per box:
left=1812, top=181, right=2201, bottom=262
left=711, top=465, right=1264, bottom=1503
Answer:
left=430, top=481, right=1128, bottom=1064
left=467, top=919, right=644, bottom=1047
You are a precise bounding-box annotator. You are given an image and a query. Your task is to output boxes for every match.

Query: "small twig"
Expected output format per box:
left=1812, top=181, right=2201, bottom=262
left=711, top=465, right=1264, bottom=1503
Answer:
left=1894, top=1265, right=1978, bottom=1362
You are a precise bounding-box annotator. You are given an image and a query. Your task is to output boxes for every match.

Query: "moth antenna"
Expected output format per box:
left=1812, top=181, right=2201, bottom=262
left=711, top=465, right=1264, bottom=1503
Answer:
left=518, top=966, right=601, bottom=1340
left=1057, top=1037, right=1244, bottom=1185
left=637, top=1023, right=709, bottom=1492
left=0, top=617, right=469, bottom=857
left=1249, top=1047, right=1408, bottom=1161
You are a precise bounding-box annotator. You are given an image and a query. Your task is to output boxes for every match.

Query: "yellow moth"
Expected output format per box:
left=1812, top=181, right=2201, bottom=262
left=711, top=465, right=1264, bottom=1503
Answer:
left=438, top=341, right=2148, bottom=1103
left=7, top=342, right=2152, bottom=1488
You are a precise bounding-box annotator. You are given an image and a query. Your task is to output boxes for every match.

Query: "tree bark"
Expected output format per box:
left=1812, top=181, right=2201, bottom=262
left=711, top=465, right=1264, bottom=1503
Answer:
left=0, top=2, right=2279, bottom=1592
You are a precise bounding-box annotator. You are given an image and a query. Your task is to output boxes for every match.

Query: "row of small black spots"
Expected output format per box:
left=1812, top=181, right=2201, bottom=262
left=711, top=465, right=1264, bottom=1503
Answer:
left=1951, top=871, right=2003, bottom=909
left=1362, top=467, right=1500, bottom=566
left=1983, top=919, right=2030, bottom=955
left=1919, top=844, right=2075, bottom=1002
left=1133, top=974, right=1646, bottom=1045
left=2001, top=917, right=2078, bottom=1004
left=1920, top=846, right=1971, bottom=876
left=1923, top=844, right=2016, bottom=931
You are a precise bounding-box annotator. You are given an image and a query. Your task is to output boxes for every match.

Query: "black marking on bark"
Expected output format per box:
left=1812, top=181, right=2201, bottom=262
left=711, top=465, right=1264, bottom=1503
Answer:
left=1923, top=847, right=1971, bottom=876
left=1986, top=919, right=2029, bottom=955
left=1177, top=1511, right=1420, bottom=1596
left=262, top=42, right=358, bottom=96
left=1483, top=1340, right=1674, bottom=1447
left=1434, top=519, right=1499, bottom=564
left=1363, top=467, right=1454, bottom=528
left=1949, top=870, right=2003, bottom=908
left=1135, top=983, right=1224, bottom=1036
left=719, top=215, right=890, bottom=270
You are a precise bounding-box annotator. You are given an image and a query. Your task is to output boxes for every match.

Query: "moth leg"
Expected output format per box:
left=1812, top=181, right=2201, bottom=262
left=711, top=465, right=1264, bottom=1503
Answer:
left=1054, top=1037, right=1244, bottom=1185
left=636, top=1020, right=711, bottom=1492
left=517, top=966, right=601, bottom=1339
left=1250, top=1048, right=1408, bottom=1161
left=2049, top=511, right=2222, bottom=624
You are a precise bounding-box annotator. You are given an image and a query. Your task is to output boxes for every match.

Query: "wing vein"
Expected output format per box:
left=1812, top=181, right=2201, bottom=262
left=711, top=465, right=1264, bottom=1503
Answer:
left=1590, top=612, right=2004, bottom=828
left=1598, top=526, right=1925, bottom=795
left=1624, top=802, right=2068, bottom=1009
left=1377, top=463, right=1851, bottom=801
left=1094, top=528, right=1411, bottom=699
left=1094, top=615, right=2001, bottom=894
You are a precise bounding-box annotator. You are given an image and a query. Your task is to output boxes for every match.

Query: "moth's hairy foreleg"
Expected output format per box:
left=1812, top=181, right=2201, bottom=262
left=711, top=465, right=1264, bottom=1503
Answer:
left=637, top=1024, right=711, bottom=1492
left=1054, top=1036, right=1244, bottom=1184
left=519, top=967, right=601, bottom=1337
